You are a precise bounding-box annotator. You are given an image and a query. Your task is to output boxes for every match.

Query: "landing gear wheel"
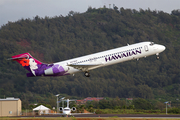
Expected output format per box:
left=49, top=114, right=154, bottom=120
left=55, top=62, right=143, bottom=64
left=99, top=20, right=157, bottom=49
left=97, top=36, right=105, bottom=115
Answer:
left=156, top=56, right=159, bottom=60
left=156, top=53, right=159, bottom=60
left=84, top=71, right=90, bottom=77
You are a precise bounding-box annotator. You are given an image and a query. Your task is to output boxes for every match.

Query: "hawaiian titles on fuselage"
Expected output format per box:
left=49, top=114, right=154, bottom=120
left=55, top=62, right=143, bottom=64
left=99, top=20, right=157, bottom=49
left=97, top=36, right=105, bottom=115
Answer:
left=105, top=47, right=142, bottom=62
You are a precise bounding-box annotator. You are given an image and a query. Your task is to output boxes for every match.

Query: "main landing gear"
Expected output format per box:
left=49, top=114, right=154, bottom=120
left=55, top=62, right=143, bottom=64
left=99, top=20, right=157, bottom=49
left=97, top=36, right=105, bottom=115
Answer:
left=84, top=71, right=90, bottom=77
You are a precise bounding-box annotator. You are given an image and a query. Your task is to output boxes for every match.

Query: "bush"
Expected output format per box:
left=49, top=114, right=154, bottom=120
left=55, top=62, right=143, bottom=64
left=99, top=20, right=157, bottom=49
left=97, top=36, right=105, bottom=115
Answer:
left=127, top=105, right=135, bottom=109
left=168, top=108, right=180, bottom=114
left=95, top=109, right=104, bottom=114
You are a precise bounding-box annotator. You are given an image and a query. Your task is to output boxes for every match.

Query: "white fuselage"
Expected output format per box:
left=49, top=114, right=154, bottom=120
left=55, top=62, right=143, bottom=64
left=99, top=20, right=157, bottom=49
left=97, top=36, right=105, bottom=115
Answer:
left=11, top=41, right=166, bottom=77
left=54, top=41, right=165, bottom=75
left=62, top=107, right=71, bottom=115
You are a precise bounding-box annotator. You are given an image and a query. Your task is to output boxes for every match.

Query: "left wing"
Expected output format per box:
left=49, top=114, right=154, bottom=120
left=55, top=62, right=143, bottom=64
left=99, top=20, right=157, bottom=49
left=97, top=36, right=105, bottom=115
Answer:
left=67, top=63, right=104, bottom=71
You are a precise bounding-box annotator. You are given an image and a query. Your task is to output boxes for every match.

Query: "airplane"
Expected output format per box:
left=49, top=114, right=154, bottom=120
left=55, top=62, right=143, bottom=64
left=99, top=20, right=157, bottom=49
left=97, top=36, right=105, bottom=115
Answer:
left=55, top=98, right=92, bottom=117
left=8, top=41, right=165, bottom=77
left=59, top=99, right=77, bottom=117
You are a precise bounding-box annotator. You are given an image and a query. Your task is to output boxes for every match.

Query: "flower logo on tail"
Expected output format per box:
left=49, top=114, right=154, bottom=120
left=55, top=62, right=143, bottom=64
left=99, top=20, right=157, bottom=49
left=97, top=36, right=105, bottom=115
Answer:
left=19, top=58, right=30, bottom=66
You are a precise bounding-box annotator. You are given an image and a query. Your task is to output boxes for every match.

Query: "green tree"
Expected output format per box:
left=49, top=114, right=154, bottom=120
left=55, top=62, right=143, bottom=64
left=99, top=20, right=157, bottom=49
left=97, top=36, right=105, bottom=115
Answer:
left=132, top=98, right=153, bottom=110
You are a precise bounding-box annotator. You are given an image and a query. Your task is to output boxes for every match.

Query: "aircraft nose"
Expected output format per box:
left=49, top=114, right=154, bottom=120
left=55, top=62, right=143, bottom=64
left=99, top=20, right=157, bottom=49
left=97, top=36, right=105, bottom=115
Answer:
left=154, top=44, right=166, bottom=53
left=161, top=45, right=166, bottom=51
left=157, top=45, right=166, bottom=53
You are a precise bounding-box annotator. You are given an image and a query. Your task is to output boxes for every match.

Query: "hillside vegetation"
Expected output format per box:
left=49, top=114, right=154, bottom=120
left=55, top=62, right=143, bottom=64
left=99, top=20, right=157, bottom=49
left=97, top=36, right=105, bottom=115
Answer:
left=0, top=7, right=180, bottom=107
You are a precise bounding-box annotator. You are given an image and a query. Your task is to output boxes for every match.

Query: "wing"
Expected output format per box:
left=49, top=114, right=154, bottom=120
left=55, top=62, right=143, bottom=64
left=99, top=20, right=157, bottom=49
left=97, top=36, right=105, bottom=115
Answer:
left=42, top=113, right=65, bottom=115
left=67, top=63, right=104, bottom=71
left=71, top=113, right=93, bottom=115
left=43, top=113, right=93, bottom=116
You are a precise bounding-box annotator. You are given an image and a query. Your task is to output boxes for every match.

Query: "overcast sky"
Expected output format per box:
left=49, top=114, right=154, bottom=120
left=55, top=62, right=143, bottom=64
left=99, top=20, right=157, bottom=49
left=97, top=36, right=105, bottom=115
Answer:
left=0, top=0, right=180, bottom=27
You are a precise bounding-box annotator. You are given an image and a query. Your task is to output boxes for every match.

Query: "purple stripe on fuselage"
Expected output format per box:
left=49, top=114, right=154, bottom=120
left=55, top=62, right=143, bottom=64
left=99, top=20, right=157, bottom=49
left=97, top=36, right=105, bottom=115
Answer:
left=52, top=65, right=68, bottom=76
left=27, top=63, right=69, bottom=77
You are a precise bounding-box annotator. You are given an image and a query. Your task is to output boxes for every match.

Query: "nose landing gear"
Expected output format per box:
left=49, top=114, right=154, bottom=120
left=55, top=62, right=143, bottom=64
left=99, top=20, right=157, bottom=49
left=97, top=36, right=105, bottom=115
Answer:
left=156, top=53, right=159, bottom=60
left=156, top=56, right=159, bottom=60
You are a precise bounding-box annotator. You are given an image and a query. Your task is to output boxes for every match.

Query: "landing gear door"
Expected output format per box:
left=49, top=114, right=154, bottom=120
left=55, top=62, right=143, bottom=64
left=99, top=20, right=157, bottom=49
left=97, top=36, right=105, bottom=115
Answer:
left=144, top=45, right=149, bottom=52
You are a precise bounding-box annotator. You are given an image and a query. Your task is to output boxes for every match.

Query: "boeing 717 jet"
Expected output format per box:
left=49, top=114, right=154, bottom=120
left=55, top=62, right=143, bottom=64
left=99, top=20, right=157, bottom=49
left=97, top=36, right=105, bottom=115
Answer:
left=9, top=41, right=165, bottom=77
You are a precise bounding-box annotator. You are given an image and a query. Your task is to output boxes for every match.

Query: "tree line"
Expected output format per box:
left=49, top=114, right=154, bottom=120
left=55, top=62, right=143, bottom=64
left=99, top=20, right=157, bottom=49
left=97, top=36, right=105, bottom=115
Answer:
left=0, top=6, right=180, bottom=108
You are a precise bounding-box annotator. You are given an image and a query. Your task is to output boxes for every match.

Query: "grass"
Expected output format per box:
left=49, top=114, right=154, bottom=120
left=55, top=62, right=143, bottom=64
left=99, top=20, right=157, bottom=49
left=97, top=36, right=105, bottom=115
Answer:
left=0, top=117, right=180, bottom=120
left=94, top=109, right=175, bottom=114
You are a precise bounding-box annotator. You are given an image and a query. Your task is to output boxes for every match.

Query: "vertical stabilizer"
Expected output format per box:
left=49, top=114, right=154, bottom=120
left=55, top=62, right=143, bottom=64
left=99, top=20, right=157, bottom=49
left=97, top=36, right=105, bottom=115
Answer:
left=11, top=53, right=43, bottom=77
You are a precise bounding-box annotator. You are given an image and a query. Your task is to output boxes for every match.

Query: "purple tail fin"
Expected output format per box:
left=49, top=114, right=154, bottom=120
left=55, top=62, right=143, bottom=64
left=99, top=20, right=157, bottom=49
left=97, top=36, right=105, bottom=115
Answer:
left=10, top=53, right=69, bottom=77
left=11, top=53, right=43, bottom=77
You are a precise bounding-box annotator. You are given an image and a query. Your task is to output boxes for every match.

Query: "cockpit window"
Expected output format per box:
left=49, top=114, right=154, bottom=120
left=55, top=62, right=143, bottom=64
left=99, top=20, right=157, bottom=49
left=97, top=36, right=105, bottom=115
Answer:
left=150, top=42, right=154, bottom=46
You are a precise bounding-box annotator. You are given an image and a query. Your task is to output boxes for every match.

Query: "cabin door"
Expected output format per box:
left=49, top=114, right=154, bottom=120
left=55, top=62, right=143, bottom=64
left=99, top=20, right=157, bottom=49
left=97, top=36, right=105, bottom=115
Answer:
left=144, top=45, right=149, bottom=52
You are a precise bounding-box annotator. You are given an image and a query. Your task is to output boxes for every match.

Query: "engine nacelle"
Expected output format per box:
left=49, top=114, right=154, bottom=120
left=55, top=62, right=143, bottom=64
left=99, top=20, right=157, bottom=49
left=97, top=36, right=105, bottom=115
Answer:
left=71, top=107, right=76, bottom=111
left=59, top=107, right=64, bottom=111
left=44, top=64, right=69, bottom=75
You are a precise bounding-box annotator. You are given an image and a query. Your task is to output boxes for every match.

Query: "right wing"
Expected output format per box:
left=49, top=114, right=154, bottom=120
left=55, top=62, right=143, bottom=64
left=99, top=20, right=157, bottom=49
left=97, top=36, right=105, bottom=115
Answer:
left=71, top=113, right=94, bottom=115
